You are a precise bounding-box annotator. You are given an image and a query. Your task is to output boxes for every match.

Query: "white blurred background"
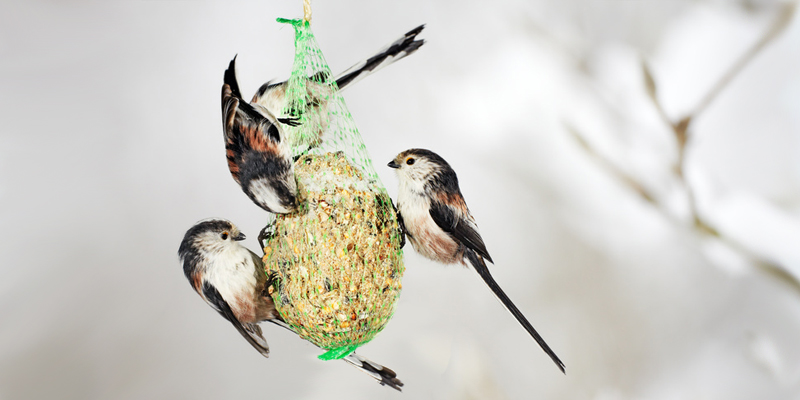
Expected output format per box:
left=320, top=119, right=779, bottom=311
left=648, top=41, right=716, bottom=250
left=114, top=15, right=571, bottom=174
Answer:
left=2, top=1, right=800, bottom=399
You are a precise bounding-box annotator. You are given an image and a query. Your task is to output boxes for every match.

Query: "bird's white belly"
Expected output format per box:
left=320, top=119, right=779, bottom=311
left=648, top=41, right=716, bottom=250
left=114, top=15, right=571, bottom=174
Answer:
left=206, top=248, right=259, bottom=321
left=398, top=190, right=459, bottom=264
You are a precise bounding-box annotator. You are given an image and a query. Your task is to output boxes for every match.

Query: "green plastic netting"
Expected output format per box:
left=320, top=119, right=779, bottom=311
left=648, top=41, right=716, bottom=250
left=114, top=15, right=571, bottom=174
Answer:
left=261, top=18, right=404, bottom=361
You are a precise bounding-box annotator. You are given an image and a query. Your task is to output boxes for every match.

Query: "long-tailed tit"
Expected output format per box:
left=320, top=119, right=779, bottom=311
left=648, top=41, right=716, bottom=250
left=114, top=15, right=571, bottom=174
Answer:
left=222, top=57, right=299, bottom=214
left=388, top=149, right=566, bottom=373
left=179, top=219, right=404, bottom=390
left=250, top=24, right=425, bottom=149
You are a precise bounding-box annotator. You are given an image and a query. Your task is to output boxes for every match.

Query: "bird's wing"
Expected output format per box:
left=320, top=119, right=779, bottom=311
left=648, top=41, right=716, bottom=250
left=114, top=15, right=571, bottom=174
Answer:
left=250, top=249, right=277, bottom=302
left=222, top=57, right=282, bottom=144
left=201, top=282, right=271, bottom=358
left=429, top=200, right=493, bottom=263
left=248, top=249, right=267, bottom=282
left=334, top=24, right=426, bottom=90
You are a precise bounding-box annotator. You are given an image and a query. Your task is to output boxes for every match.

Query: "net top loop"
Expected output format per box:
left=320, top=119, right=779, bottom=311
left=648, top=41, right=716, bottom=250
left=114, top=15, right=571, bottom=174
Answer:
left=303, top=0, right=311, bottom=23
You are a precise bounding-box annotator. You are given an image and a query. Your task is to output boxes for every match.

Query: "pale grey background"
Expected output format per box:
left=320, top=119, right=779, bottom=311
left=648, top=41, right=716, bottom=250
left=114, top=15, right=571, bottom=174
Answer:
left=2, top=1, right=800, bottom=399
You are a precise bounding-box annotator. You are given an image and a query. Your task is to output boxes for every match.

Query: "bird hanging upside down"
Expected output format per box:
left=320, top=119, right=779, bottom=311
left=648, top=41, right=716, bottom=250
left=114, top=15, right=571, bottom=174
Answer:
left=220, top=24, right=426, bottom=213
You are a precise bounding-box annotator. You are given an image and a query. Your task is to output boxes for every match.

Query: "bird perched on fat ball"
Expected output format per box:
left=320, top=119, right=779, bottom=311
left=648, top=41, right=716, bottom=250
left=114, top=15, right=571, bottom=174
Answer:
left=178, top=219, right=405, bottom=390
left=388, top=148, right=566, bottom=373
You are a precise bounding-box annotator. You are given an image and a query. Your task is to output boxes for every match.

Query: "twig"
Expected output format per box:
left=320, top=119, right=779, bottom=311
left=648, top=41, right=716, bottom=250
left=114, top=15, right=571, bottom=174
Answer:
left=565, top=124, right=657, bottom=205
left=567, top=122, right=800, bottom=291
left=568, top=3, right=797, bottom=290
left=690, top=3, right=795, bottom=118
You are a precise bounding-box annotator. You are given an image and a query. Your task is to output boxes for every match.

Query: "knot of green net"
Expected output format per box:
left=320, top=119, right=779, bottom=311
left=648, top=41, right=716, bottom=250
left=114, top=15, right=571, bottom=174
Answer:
left=318, top=344, right=360, bottom=361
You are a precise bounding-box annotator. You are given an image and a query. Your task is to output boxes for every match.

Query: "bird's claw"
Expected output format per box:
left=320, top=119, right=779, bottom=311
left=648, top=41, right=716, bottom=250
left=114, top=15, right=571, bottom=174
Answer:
left=265, top=270, right=280, bottom=288
left=258, top=222, right=277, bottom=249
left=391, top=199, right=408, bottom=248
left=262, top=270, right=281, bottom=297
left=277, top=116, right=301, bottom=127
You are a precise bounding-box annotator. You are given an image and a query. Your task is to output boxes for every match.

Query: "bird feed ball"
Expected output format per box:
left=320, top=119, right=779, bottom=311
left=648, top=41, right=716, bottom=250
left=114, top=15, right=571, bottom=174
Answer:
left=262, top=152, right=404, bottom=351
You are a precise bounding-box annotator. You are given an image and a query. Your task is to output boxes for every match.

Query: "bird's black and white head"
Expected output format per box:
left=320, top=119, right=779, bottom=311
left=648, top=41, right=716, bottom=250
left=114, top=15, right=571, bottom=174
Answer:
left=239, top=158, right=298, bottom=214
left=388, top=148, right=454, bottom=189
left=178, top=219, right=247, bottom=281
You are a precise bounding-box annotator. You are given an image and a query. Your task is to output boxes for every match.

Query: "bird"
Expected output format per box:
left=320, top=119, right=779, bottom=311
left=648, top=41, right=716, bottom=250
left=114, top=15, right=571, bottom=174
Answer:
left=179, top=219, right=405, bottom=390
left=221, top=24, right=425, bottom=210
left=222, top=57, right=299, bottom=214
left=387, top=149, right=566, bottom=373
left=249, top=24, right=426, bottom=150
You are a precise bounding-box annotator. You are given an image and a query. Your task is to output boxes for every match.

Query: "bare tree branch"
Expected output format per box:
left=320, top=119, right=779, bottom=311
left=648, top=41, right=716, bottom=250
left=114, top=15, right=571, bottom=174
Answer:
left=570, top=3, right=798, bottom=291
left=690, top=3, right=795, bottom=118
left=565, top=123, right=657, bottom=205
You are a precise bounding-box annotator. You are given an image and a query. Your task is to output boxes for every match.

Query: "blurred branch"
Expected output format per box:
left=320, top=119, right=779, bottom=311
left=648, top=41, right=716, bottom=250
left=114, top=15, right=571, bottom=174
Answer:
left=565, top=124, right=657, bottom=205
left=641, top=3, right=794, bottom=230
left=646, top=4, right=792, bottom=234
left=691, top=3, right=795, bottom=118
left=569, top=3, right=798, bottom=290
left=568, top=121, right=800, bottom=290
left=642, top=59, right=701, bottom=224
left=641, top=60, right=672, bottom=129
left=723, top=235, right=800, bottom=292
left=754, top=259, right=800, bottom=293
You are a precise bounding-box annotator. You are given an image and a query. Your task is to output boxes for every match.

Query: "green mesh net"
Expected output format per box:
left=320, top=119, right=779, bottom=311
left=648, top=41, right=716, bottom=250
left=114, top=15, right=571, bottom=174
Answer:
left=261, top=18, right=405, bottom=360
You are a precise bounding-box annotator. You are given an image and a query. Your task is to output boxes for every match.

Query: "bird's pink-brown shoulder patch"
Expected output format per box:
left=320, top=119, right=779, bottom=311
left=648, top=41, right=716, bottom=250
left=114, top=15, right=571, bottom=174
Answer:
left=191, top=273, right=204, bottom=295
left=242, top=123, right=278, bottom=154
left=229, top=294, right=256, bottom=323
left=435, top=191, right=467, bottom=212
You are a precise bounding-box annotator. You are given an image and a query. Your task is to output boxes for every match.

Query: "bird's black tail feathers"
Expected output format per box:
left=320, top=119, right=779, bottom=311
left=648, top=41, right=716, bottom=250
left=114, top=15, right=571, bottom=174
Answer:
left=266, top=319, right=404, bottom=390
left=465, top=250, right=566, bottom=373
left=201, top=282, right=272, bottom=358
left=343, top=353, right=404, bottom=391
left=224, top=55, right=244, bottom=100
left=223, top=56, right=262, bottom=119
left=334, top=24, right=426, bottom=90
left=222, top=56, right=283, bottom=144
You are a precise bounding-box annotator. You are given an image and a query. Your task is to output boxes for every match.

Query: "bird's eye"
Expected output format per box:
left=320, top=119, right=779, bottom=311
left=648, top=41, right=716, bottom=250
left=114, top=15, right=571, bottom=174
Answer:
left=221, top=232, right=229, bottom=240
left=406, top=158, right=415, bottom=165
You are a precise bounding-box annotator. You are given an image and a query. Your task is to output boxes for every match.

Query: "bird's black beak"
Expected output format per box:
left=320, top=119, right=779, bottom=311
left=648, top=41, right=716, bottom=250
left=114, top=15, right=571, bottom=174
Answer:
left=387, top=160, right=400, bottom=169
left=233, top=232, right=246, bottom=241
